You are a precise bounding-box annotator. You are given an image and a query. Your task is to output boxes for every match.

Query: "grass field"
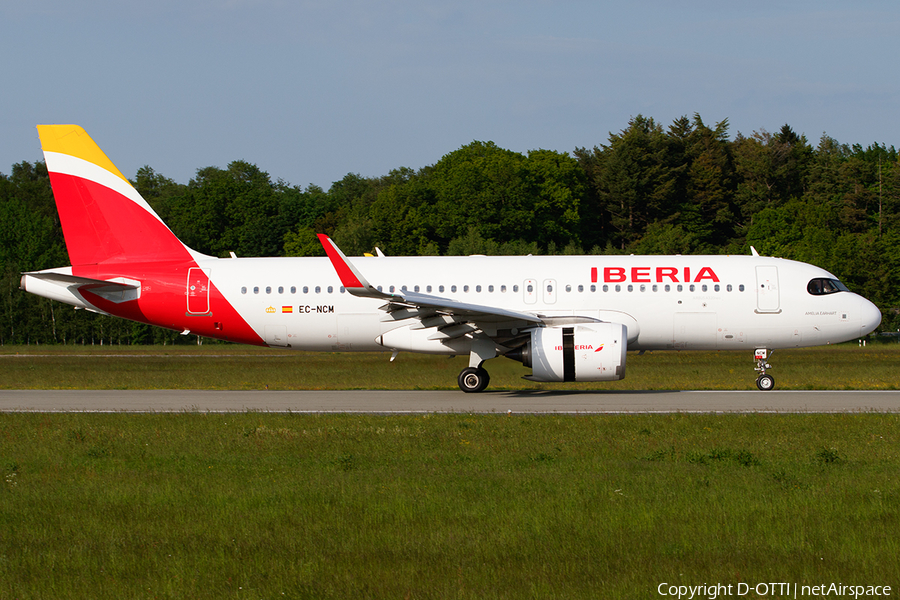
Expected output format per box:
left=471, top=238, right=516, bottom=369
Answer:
left=0, top=343, right=898, bottom=390
left=1, top=412, right=899, bottom=599
left=1, top=345, right=898, bottom=598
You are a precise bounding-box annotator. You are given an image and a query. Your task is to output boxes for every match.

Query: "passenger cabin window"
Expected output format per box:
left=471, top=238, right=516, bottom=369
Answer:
left=241, top=287, right=247, bottom=294
left=808, top=278, right=849, bottom=295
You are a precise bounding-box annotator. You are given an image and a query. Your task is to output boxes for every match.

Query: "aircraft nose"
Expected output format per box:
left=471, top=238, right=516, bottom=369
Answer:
left=859, top=296, right=882, bottom=336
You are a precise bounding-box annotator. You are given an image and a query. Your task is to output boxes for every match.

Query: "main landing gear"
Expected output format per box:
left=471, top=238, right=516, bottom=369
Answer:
left=458, top=367, right=491, bottom=393
left=458, top=337, right=497, bottom=393
left=754, top=348, right=775, bottom=391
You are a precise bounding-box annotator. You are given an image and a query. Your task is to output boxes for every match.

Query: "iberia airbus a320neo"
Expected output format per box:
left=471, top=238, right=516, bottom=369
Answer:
left=20, top=125, right=882, bottom=392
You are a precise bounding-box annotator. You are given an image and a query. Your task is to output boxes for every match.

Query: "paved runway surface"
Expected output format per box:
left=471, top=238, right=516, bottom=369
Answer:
left=1, top=389, right=898, bottom=413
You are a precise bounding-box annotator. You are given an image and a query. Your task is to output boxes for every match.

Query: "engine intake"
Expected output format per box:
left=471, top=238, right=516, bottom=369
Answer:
left=506, top=323, right=627, bottom=382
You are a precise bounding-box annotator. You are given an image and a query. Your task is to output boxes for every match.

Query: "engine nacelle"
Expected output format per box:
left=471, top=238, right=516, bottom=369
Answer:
left=507, top=323, right=627, bottom=382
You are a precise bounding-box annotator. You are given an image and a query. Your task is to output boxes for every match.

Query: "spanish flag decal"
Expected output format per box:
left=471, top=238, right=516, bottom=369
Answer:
left=282, top=306, right=293, bottom=313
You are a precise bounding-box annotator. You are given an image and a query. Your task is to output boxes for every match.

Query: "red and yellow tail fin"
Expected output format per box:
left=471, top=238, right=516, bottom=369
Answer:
left=37, top=125, right=195, bottom=266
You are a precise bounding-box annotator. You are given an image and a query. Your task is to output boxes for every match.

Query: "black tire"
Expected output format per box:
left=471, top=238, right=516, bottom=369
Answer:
left=756, top=374, right=775, bottom=391
left=458, top=367, right=490, bottom=393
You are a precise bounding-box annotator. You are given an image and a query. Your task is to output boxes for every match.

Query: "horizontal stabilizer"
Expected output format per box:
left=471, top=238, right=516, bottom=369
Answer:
left=21, top=269, right=141, bottom=305
left=23, top=270, right=139, bottom=290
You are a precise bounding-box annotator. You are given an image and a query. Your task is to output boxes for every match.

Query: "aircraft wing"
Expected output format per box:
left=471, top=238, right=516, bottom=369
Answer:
left=318, top=235, right=598, bottom=346
left=319, top=234, right=538, bottom=316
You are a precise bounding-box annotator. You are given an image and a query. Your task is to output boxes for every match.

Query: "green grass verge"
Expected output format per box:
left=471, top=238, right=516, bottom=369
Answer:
left=1, top=412, right=898, bottom=598
left=0, top=344, right=898, bottom=390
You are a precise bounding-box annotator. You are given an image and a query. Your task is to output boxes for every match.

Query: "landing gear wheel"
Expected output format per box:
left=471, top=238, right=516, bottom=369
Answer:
left=756, top=374, right=775, bottom=391
left=458, top=367, right=490, bottom=393
left=753, top=348, right=774, bottom=391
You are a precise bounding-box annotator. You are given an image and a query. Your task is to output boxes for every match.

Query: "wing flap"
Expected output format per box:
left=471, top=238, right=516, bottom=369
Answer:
left=427, top=323, right=478, bottom=341
left=397, top=290, right=543, bottom=324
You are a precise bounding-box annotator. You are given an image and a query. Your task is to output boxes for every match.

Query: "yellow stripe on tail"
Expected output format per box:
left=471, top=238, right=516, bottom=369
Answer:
left=36, top=125, right=129, bottom=183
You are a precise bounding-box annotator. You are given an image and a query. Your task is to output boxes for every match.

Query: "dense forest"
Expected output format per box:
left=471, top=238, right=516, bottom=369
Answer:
left=1, top=114, right=898, bottom=345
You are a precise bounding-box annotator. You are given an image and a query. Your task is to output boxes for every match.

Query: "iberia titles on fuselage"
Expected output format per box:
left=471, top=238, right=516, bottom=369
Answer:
left=593, top=265, right=720, bottom=283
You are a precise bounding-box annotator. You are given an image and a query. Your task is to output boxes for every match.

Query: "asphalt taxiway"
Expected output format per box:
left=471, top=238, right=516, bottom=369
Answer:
left=1, top=389, right=898, bottom=413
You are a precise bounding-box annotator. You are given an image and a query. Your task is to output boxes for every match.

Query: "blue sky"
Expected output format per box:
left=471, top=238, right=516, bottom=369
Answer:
left=3, top=1, right=898, bottom=189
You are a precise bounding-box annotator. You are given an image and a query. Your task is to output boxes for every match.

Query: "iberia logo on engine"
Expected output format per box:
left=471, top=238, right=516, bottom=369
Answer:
left=554, top=344, right=605, bottom=352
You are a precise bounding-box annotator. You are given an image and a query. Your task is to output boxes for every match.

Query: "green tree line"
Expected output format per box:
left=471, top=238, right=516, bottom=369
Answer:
left=2, top=113, right=898, bottom=344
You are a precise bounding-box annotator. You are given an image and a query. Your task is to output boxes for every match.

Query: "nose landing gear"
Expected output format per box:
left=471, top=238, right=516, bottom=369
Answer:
left=754, top=348, right=775, bottom=391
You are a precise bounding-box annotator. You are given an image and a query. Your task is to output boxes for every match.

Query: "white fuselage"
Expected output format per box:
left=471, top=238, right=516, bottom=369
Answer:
left=204, top=253, right=880, bottom=353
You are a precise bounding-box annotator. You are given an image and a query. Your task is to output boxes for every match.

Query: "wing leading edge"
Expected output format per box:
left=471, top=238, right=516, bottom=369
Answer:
left=317, top=234, right=543, bottom=328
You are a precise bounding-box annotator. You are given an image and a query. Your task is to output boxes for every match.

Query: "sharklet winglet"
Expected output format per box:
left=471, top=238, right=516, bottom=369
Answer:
left=317, top=234, right=389, bottom=299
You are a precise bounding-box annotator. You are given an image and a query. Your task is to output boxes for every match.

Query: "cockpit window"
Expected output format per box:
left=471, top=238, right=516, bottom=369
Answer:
left=807, top=278, right=849, bottom=295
